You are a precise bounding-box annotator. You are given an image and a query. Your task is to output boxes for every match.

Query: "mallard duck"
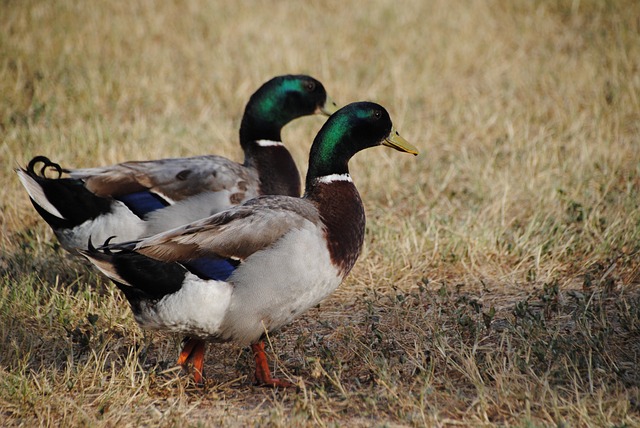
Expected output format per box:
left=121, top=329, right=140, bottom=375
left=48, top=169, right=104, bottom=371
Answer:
left=16, top=75, right=338, bottom=253
left=81, top=101, right=418, bottom=386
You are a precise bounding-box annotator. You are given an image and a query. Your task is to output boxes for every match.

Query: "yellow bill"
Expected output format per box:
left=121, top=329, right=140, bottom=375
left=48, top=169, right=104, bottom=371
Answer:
left=383, top=127, right=419, bottom=155
left=318, top=95, right=339, bottom=116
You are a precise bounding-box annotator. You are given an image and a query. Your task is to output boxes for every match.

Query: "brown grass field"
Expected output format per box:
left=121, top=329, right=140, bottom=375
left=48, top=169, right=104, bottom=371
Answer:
left=2, top=0, right=640, bottom=426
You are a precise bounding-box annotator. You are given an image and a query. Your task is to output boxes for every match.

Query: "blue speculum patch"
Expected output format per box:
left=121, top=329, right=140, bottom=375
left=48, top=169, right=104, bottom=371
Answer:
left=184, top=257, right=238, bottom=281
left=117, top=191, right=169, bottom=218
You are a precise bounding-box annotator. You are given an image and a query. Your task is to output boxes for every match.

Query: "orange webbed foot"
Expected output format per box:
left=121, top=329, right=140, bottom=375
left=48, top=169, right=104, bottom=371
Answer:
left=251, top=341, right=295, bottom=388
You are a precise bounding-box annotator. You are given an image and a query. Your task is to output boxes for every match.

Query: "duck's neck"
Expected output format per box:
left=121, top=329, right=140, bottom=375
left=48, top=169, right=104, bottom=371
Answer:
left=239, top=113, right=283, bottom=148
left=305, top=174, right=365, bottom=277
left=240, top=116, right=301, bottom=197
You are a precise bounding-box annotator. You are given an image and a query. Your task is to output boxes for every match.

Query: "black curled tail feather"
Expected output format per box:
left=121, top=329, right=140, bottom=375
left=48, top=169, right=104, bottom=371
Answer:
left=97, top=236, right=140, bottom=253
left=26, top=156, right=66, bottom=179
left=88, top=236, right=125, bottom=255
left=20, top=157, right=114, bottom=229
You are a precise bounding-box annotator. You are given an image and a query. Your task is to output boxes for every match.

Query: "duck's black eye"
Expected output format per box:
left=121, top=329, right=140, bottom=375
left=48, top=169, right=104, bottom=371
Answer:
left=373, top=109, right=382, bottom=119
left=305, top=81, right=316, bottom=92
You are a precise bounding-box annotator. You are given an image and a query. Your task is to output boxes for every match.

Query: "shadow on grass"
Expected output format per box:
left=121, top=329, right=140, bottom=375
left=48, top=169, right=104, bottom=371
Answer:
left=0, top=231, right=169, bottom=390
left=267, top=271, right=640, bottom=423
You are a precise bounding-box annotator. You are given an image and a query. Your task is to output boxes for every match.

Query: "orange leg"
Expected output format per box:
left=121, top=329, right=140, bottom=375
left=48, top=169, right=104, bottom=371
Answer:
left=251, top=341, right=294, bottom=388
left=177, top=337, right=198, bottom=366
left=177, top=337, right=206, bottom=385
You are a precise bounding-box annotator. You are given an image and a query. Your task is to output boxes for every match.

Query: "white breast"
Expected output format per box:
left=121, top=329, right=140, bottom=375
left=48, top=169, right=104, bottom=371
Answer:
left=220, top=221, right=342, bottom=345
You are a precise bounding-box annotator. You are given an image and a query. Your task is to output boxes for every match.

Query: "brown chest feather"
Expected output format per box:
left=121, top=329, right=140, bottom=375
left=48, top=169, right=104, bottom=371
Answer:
left=310, top=181, right=365, bottom=277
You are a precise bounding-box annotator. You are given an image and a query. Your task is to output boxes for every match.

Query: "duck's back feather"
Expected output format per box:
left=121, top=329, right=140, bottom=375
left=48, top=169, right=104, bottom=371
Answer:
left=71, top=155, right=260, bottom=203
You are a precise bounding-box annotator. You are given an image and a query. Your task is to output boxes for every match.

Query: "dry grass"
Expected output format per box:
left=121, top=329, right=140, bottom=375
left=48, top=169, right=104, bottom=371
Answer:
left=2, top=0, right=640, bottom=426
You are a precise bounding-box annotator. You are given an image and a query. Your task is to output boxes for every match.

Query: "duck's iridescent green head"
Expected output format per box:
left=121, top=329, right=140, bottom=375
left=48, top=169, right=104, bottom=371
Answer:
left=240, top=75, right=337, bottom=145
left=306, top=101, right=418, bottom=186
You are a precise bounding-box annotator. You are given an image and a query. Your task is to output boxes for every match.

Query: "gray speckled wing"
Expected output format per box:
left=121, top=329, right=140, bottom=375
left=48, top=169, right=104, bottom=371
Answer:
left=70, top=155, right=260, bottom=204
left=133, top=195, right=322, bottom=262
